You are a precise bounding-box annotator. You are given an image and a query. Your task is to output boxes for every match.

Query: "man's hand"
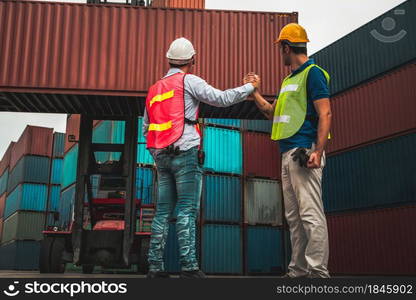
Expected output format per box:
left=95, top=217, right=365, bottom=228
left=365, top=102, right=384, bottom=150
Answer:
left=307, top=150, right=323, bottom=169
left=243, top=72, right=261, bottom=89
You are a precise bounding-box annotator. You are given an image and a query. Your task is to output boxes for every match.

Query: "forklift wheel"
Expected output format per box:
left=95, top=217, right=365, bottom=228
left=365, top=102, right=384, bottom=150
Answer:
left=82, top=264, right=95, bottom=274
left=39, top=237, right=66, bottom=273
left=137, top=238, right=150, bottom=274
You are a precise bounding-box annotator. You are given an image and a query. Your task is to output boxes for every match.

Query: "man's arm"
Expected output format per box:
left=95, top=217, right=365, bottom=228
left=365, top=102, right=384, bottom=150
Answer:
left=185, top=75, right=257, bottom=107
left=252, top=90, right=276, bottom=120
left=307, top=98, right=332, bottom=168
left=142, top=108, right=149, bottom=139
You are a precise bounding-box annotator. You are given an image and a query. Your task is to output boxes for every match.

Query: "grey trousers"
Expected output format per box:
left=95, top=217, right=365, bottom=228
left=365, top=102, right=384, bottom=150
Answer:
left=281, top=145, right=330, bottom=278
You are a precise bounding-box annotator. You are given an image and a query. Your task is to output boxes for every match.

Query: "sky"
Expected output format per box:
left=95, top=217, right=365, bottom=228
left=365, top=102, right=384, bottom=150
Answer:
left=0, top=0, right=407, bottom=158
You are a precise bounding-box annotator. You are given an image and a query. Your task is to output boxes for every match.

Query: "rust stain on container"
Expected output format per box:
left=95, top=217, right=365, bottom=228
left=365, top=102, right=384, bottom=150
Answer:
left=0, top=1, right=296, bottom=98
left=327, top=205, right=416, bottom=275
left=243, top=131, right=281, bottom=180
left=9, top=126, right=53, bottom=171
left=0, top=142, right=15, bottom=177
left=152, top=0, right=205, bottom=9
left=327, top=62, right=416, bottom=155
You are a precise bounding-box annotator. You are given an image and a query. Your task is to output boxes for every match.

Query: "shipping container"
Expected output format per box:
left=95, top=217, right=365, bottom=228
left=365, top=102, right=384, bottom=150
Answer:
left=136, top=167, right=154, bottom=205
left=323, top=132, right=416, bottom=213
left=9, top=126, right=53, bottom=171
left=0, top=142, right=14, bottom=177
left=7, top=155, right=50, bottom=193
left=62, top=145, right=78, bottom=189
left=203, top=126, right=242, bottom=174
left=327, top=205, right=416, bottom=275
left=327, top=62, right=416, bottom=154
left=152, top=0, right=205, bottom=9
left=243, top=131, right=280, bottom=179
left=244, top=178, right=283, bottom=226
left=137, top=143, right=154, bottom=166
left=0, top=193, right=5, bottom=218
left=203, top=174, right=241, bottom=223
left=312, top=0, right=416, bottom=96
left=0, top=170, right=8, bottom=195
left=0, top=1, right=295, bottom=99
left=1, top=211, right=46, bottom=244
left=0, top=240, right=40, bottom=270
left=59, top=184, right=75, bottom=230
left=50, top=158, right=62, bottom=185
left=137, top=118, right=146, bottom=144
left=48, top=185, right=61, bottom=212
left=204, top=119, right=241, bottom=129
left=241, top=119, right=272, bottom=133
left=4, top=184, right=47, bottom=219
left=202, top=224, right=242, bottom=274
left=52, top=132, right=65, bottom=158
left=246, top=226, right=284, bottom=274
left=64, top=114, right=80, bottom=154
left=0, top=218, right=2, bottom=242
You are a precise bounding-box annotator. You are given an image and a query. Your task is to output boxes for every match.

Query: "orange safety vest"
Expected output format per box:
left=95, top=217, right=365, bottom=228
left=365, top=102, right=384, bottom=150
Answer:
left=146, top=72, right=199, bottom=149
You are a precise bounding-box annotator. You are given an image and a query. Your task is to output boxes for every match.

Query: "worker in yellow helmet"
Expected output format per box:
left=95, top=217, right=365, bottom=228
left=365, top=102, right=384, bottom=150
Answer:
left=249, top=23, right=332, bottom=278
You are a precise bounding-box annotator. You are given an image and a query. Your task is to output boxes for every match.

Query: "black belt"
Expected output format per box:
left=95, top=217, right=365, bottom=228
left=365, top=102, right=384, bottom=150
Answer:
left=184, top=118, right=198, bottom=125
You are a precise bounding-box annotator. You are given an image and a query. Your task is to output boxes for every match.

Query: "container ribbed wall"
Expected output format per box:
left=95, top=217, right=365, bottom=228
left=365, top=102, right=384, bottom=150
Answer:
left=0, top=142, right=14, bottom=177
left=152, top=0, right=205, bottom=9
left=9, top=126, right=53, bottom=172
left=1, top=211, right=46, bottom=244
left=246, top=226, right=283, bottom=274
left=243, top=132, right=280, bottom=179
left=204, top=119, right=241, bottom=129
left=52, top=132, right=65, bottom=158
left=327, top=205, right=416, bottom=275
left=203, top=174, right=241, bottom=223
left=327, top=62, right=416, bottom=154
left=0, top=170, right=8, bottom=196
left=4, top=184, right=47, bottom=219
left=202, top=224, right=242, bottom=274
left=62, top=145, right=78, bottom=189
left=0, top=193, right=5, bottom=218
left=312, top=0, right=416, bottom=96
left=0, top=1, right=295, bottom=98
left=323, top=132, right=416, bottom=213
left=51, top=158, right=62, bottom=185
left=0, top=240, right=40, bottom=270
left=241, top=120, right=272, bottom=133
left=203, top=126, right=242, bottom=174
left=244, top=179, right=282, bottom=226
left=7, top=155, right=50, bottom=193
left=59, top=184, right=75, bottom=230
left=136, top=167, right=154, bottom=205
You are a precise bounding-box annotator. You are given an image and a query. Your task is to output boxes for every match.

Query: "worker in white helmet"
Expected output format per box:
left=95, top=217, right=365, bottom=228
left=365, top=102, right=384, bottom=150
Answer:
left=143, top=37, right=260, bottom=278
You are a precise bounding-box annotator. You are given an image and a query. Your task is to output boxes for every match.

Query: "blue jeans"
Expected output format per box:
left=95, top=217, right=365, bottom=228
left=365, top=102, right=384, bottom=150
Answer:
left=147, top=146, right=203, bottom=271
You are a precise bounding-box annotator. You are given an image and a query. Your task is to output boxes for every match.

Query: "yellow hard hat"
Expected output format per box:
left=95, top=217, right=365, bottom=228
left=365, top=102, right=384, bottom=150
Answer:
left=275, top=23, right=310, bottom=45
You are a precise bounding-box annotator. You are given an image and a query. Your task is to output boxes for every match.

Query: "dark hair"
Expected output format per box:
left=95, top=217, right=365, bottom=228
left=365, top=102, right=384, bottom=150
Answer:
left=281, top=41, right=307, bottom=55
left=169, top=62, right=188, bottom=68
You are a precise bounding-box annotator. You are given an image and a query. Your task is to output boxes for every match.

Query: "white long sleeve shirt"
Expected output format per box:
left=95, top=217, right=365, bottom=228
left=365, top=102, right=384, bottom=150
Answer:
left=143, top=68, right=254, bottom=154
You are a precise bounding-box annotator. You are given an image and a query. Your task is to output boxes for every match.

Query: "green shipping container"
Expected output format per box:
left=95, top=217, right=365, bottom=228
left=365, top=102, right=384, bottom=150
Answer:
left=1, top=211, right=46, bottom=244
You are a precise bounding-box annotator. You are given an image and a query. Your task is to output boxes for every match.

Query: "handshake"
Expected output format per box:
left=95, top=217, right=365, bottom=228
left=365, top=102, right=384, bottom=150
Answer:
left=243, top=72, right=261, bottom=90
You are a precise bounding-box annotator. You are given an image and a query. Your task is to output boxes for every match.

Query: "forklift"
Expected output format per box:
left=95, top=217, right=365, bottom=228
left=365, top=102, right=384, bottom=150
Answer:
left=39, top=114, right=153, bottom=274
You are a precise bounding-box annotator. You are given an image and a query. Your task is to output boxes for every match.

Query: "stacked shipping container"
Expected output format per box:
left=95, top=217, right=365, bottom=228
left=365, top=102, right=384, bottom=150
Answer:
left=309, top=0, right=416, bottom=275
left=0, top=127, right=65, bottom=270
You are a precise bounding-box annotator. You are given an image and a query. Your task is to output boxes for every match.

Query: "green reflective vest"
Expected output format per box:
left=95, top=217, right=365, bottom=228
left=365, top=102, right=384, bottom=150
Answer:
left=271, top=64, right=330, bottom=141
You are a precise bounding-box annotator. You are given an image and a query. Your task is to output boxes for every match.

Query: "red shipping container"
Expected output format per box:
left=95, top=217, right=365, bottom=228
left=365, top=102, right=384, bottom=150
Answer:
left=0, top=192, right=5, bottom=218
left=0, top=1, right=295, bottom=99
left=152, top=0, right=205, bottom=9
left=0, top=142, right=15, bottom=177
left=9, top=126, right=53, bottom=172
left=327, top=62, right=416, bottom=155
left=243, top=131, right=281, bottom=180
left=327, top=205, right=416, bottom=275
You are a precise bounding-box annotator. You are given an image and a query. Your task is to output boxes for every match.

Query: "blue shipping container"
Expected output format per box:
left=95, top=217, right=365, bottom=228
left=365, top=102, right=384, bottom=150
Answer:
left=7, top=155, right=50, bottom=193
left=203, top=174, right=241, bottom=222
left=53, top=132, right=65, bottom=157
left=136, top=167, right=154, bottom=205
left=62, top=145, right=78, bottom=189
left=137, top=144, right=154, bottom=165
left=204, top=118, right=241, bottom=128
left=203, top=126, right=242, bottom=174
left=323, top=133, right=416, bottom=213
left=241, top=120, right=272, bottom=133
left=0, top=170, right=8, bottom=196
left=247, top=226, right=284, bottom=274
left=51, top=158, right=62, bottom=185
left=59, top=184, right=75, bottom=229
left=48, top=185, right=61, bottom=212
left=137, top=118, right=146, bottom=143
left=202, top=224, right=242, bottom=274
left=0, top=240, right=40, bottom=270
left=4, top=183, right=47, bottom=218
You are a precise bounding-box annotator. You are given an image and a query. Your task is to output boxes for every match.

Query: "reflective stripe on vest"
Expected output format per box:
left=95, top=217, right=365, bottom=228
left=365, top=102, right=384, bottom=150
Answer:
left=271, top=64, right=330, bottom=141
left=149, top=121, right=172, bottom=132
left=149, top=90, right=175, bottom=107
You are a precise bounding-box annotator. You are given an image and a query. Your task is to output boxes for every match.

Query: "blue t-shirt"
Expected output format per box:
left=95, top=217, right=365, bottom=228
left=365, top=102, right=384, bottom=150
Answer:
left=278, top=59, right=330, bottom=153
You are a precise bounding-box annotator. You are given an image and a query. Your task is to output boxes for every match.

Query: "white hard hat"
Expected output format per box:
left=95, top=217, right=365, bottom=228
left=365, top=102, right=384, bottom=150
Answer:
left=166, top=37, right=196, bottom=63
